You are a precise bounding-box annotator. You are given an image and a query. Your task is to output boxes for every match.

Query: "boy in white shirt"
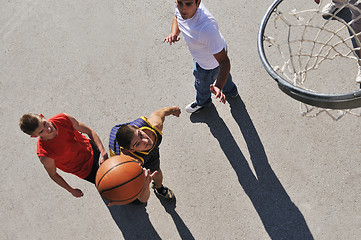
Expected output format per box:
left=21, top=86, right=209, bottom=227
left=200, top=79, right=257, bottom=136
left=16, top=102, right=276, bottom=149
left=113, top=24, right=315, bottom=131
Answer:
left=164, top=0, right=239, bottom=113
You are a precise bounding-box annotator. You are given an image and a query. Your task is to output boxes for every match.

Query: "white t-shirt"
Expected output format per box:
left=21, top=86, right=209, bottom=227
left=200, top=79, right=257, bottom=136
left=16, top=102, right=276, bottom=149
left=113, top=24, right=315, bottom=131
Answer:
left=175, top=3, right=227, bottom=70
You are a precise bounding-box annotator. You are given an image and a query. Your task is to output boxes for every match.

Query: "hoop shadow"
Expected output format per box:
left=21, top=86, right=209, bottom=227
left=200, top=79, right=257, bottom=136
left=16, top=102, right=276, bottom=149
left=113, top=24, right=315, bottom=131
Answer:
left=105, top=200, right=161, bottom=240
left=190, top=97, right=314, bottom=240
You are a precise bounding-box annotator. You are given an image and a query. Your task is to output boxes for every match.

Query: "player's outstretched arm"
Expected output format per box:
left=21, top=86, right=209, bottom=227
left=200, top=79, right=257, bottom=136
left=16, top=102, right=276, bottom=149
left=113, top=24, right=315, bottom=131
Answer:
left=66, top=114, right=109, bottom=164
left=148, top=106, right=181, bottom=132
left=163, top=15, right=180, bottom=45
left=40, top=156, right=84, bottom=198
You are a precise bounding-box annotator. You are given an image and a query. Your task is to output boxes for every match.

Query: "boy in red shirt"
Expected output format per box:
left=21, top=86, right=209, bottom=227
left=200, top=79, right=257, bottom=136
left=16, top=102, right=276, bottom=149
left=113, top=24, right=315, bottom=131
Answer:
left=19, top=113, right=108, bottom=198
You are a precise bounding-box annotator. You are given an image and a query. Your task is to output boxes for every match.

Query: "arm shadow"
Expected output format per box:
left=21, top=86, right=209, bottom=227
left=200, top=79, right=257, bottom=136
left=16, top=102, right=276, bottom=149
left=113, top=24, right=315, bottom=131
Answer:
left=190, top=97, right=314, bottom=240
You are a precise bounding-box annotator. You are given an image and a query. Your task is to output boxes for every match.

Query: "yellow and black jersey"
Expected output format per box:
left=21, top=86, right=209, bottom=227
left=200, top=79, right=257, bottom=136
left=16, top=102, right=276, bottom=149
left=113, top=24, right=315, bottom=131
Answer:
left=108, top=116, right=162, bottom=165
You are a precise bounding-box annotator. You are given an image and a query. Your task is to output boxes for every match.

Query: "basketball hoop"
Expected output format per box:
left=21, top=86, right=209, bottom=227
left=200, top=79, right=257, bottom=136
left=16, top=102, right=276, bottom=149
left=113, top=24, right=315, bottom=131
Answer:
left=258, top=0, right=361, bottom=120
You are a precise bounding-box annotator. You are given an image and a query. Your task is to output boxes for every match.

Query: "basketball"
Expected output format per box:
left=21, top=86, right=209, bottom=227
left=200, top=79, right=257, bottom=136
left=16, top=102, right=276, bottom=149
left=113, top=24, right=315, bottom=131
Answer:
left=96, top=155, right=145, bottom=205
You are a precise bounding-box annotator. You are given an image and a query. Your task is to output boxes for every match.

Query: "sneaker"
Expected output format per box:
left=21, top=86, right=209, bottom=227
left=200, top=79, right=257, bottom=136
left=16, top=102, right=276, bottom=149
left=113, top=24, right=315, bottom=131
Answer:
left=321, top=2, right=338, bottom=19
left=356, top=64, right=361, bottom=83
left=151, top=182, right=175, bottom=200
left=185, top=102, right=204, bottom=113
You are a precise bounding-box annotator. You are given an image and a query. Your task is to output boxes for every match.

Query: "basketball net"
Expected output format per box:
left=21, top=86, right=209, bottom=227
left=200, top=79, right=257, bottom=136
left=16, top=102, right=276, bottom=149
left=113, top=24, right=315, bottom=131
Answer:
left=263, top=0, right=361, bottom=120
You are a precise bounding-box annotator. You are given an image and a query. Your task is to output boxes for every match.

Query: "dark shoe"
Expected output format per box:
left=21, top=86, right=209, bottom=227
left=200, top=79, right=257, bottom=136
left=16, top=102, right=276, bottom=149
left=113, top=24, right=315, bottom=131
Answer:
left=151, top=182, right=175, bottom=200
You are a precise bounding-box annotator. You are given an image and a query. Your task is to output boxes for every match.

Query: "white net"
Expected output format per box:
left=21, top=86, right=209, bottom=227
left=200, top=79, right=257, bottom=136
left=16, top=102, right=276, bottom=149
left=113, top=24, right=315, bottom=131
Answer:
left=262, top=0, right=361, bottom=120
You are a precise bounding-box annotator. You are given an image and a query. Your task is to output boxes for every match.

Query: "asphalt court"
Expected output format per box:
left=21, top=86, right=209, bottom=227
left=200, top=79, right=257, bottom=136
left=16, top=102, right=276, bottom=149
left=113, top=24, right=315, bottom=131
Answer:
left=1, top=0, right=360, bottom=239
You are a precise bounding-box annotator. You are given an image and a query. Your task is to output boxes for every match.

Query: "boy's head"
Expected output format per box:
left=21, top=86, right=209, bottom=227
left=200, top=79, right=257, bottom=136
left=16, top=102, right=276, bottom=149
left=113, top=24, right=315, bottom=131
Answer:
left=19, top=113, right=42, bottom=136
left=116, top=125, right=137, bottom=150
left=176, top=0, right=201, bottom=19
left=116, top=125, right=153, bottom=151
left=19, top=113, right=56, bottom=139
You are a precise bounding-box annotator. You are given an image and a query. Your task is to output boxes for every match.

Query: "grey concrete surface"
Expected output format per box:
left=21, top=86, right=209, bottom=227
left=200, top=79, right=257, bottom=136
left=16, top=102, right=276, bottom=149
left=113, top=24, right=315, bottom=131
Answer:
left=1, top=0, right=360, bottom=239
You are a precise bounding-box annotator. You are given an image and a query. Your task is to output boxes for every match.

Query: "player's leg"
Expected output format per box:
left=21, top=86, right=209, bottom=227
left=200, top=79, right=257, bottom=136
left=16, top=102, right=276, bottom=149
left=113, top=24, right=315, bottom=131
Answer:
left=186, top=61, right=213, bottom=113
left=349, top=0, right=361, bottom=83
left=144, top=154, right=175, bottom=200
left=151, top=168, right=175, bottom=199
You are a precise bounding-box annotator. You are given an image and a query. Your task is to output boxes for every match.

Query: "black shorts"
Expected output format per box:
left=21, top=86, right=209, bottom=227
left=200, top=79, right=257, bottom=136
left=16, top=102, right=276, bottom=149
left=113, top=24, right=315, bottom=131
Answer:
left=142, top=150, right=160, bottom=173
left=84, top=140, right=100, bottom=184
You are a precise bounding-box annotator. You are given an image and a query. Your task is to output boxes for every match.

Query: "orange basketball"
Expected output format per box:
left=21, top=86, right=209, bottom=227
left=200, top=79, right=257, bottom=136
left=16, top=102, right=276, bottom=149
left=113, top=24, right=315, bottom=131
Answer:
left=96, top=155, right=145, bottom=205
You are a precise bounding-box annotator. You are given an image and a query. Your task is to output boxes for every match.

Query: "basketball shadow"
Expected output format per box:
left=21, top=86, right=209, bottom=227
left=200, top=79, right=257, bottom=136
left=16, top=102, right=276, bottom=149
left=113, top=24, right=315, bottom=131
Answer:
left=104, top=199, right=161, bottom=240
left=190, top=97, right=314, bottom=240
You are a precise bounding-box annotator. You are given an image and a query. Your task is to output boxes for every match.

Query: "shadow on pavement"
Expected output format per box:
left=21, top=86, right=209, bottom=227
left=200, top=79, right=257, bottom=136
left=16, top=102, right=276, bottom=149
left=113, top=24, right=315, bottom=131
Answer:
left=103, top=188, right=194, bottom=239
left=105, top=200, right=161, bottom=240
left=190, top=97, right=314, bottom=240
left=154, top=195, right=195, bottom=240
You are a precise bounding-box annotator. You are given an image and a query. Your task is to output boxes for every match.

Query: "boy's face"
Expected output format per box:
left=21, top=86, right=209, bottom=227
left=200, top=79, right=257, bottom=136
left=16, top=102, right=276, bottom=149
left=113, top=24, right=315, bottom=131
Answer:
left=176, top=0, right=200, bottom=19
left=31, top=117, right=56, bottom=140
left=129, top=128, right=153, bottom=152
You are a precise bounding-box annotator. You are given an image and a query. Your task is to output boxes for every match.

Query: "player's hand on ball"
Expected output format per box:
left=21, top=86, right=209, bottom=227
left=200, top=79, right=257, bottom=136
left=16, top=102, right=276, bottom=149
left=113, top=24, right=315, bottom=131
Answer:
left=210, top=84, right=226, bottom=104
left=70, top=188, right=84, bottom=198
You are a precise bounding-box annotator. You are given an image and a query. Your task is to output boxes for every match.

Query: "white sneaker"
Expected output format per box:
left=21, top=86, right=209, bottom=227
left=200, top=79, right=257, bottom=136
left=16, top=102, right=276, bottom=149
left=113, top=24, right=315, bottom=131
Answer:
left=356, top=65, right=361, bottom=83
left=321, top=2, right=338, bottom=18
left=185, top=102, right=204, bottom=113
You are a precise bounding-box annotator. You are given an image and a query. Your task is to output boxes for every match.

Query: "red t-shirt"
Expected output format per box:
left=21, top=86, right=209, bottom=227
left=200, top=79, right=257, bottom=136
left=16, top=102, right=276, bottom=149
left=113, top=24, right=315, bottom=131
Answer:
left=37, top=113, right=94, bottom=179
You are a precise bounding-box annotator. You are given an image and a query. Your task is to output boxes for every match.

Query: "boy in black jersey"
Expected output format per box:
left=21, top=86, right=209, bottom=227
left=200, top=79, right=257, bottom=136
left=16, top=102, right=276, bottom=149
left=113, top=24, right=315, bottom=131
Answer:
left=109, top=106, right=181, bottom=203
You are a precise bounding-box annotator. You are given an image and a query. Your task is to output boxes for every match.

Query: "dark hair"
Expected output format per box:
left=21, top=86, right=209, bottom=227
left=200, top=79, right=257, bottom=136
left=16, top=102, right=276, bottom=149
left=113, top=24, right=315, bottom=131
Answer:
left=19, top=113, right=41, bottom=135
left=116, top=125, right=137, bottom=149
